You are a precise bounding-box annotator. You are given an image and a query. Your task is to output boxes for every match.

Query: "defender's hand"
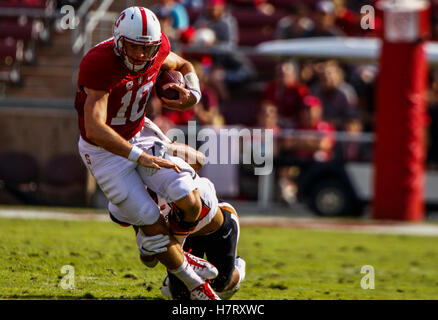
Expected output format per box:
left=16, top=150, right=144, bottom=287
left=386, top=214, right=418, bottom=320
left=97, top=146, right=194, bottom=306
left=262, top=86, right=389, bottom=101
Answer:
left=138, top=152, right=181, bottom=173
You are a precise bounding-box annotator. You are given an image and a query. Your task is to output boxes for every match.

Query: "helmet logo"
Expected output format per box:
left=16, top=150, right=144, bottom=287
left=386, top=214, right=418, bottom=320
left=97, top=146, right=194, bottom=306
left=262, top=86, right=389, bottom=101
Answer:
left=115, top=12, right=126, bottom=28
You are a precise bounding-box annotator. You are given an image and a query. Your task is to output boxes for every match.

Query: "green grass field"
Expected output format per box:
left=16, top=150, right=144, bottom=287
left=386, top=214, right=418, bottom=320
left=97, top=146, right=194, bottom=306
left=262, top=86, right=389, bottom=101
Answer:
left=1, top=217, right=438, bottom=300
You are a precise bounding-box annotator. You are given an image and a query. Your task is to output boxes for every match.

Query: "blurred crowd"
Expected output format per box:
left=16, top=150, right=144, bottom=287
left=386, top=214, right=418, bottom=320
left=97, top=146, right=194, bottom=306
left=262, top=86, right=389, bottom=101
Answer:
left=136, top=0, right=438, bottom=203
left=147, top=0, right=378, bottom=158
left=44, top=0, right=438, bottom=168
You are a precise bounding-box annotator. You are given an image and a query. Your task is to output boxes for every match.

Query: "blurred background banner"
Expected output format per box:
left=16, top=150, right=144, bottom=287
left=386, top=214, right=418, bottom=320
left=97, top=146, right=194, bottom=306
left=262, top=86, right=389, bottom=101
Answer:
left=1, top=0, right=438, bottom=220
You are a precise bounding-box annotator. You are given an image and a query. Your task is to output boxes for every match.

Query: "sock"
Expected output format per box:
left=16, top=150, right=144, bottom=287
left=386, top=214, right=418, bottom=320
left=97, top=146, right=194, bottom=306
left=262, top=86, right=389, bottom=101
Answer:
left=168, top=256, right=204, bottom=291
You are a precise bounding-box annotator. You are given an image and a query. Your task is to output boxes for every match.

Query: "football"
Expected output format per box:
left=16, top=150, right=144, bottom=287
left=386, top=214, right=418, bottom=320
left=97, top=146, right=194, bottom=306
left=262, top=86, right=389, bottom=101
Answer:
left=155, top=70, right=185, bottom=100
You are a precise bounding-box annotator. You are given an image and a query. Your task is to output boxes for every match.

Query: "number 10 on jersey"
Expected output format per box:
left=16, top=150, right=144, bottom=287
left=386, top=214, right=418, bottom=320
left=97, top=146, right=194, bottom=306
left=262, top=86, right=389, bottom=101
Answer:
left=111, top=81, right=153, bottom=125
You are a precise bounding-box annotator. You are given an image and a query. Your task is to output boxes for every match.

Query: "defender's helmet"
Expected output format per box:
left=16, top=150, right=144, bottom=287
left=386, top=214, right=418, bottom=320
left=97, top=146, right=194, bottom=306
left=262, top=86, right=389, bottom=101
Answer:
left=113, top=7, right=162, bottom=72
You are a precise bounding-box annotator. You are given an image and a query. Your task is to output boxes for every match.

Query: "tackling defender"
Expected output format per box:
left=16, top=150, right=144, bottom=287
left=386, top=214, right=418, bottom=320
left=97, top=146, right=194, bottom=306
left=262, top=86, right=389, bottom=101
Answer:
left=109, top=141, right=246, bottom=300
left=159, top=197, right=246, bottom=300
left=75, top=6, right=219, bottom=299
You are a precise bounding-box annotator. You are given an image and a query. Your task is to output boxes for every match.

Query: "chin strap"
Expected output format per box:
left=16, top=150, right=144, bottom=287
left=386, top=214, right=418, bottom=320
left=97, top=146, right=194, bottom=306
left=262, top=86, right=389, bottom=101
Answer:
left=124, top=56, right=149, bottom=72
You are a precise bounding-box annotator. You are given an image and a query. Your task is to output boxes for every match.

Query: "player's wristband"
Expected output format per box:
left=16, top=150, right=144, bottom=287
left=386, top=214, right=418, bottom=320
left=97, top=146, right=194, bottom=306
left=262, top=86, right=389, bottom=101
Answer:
left=128, top=145, right=143, bottom=162
left=184, top=72, right=201, bottom=104
left=188, top=88, right=201, bottom=104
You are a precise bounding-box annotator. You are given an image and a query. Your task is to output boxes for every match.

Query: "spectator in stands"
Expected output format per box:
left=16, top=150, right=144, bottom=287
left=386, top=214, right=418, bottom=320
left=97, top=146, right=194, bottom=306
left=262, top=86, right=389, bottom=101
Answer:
left=201, top=55, right=230, bottom=102
left=180, top=0, right=204, bottom=10
left=304, top=0, right=346, bottom=38
left=333, top=0, right=361, bottom=36
left=276, top=95, right=336, bottom=205
left=338, top=116, right=371, bottom=161
left=291, top=95, right=336, bottom=162
left=154, top=6, right=182, bottom=53
left=192, top=61, right=225, bottom=126
left=299, top=60, right=320, bottom=89
left=275, top=4, right=314, bottom=40
left=254, top=0, right=275, bottom=16
left=194, top=0, right=254, bottom=86
left=256, top=102, right=280, bottom=133
left=260, top=60, right=309, bottom=128
left=349, top=63, right=377, bottom=132
left=311, top=60, right=359, bottom=130
left=194, top=0, right=238, bottom=48
left=152, top=0, right=190, bottom=31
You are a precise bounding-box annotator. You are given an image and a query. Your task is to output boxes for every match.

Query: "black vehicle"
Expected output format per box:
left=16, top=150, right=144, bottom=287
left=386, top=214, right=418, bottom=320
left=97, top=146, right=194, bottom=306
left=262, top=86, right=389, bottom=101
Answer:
left=296, top=160, right=366, bottom=217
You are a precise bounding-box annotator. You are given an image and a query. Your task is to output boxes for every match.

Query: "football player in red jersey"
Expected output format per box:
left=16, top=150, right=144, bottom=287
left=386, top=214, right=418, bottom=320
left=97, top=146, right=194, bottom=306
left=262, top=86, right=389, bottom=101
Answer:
left=75, top=7, right=219, bottom=300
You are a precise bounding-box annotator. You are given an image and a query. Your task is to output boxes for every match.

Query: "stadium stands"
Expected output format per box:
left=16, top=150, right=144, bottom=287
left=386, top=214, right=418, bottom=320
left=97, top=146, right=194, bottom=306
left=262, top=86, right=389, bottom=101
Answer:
left=0, top=0, right=56, bottom=93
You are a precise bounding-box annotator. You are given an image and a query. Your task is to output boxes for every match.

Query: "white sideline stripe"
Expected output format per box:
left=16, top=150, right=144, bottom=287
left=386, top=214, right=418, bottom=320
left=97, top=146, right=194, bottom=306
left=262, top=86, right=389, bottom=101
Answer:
left=2, top=209, right=438, bottom=237
left=0, top=209, right=110, bottom=222
left=239, top=216, right=438, bottom=237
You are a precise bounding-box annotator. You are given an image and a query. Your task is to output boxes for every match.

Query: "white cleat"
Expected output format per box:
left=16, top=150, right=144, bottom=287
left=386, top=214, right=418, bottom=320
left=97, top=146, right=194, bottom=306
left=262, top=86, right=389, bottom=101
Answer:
left=190, top=282, right=221, bottom=300
left=216, top=257, right=246, bottom=300
left=185, top=251, right=218, bottom=280
left=160, top=275, right=173, bottom=299
left=235, top=256, right=246, bottom=282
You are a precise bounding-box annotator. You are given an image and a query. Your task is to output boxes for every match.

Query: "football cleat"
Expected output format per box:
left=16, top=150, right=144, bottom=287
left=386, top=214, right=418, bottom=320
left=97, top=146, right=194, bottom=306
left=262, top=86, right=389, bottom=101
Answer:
left=190, top=281, right=220, bottom=300
left=216, top=257, right=246, bottom=300
left=235, top=256, right=246, bottom=283
left=161, top=275, right=173, bottom=299
left=185, top=250, right=218, bottom=280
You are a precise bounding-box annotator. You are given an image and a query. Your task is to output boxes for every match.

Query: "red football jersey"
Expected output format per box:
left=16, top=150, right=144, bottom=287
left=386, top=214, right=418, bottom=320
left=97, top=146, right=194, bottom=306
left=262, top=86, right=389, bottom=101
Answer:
left=75, top=33, right=171, bottom=144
